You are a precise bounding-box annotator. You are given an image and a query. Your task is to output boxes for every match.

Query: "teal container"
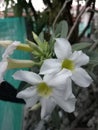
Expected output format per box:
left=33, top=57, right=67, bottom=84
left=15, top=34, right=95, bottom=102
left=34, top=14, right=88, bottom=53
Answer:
left=0, top=17, right=29, bottom=130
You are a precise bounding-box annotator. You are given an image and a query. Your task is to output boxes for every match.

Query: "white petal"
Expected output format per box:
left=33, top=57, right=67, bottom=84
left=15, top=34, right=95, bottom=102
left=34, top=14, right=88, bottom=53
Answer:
left=71, top=68, right=93, bottom=87
left=17, top=87, right=36, bottom=98
left=70, top=51, right=89, bottom=67
left=52, top=78, right=72, bottom=101
left=17, top=87, right=39, bottom=108
left=13, top=70, right=42, bottom=85
left=54, top=94, right=76, bottom=113
left=63, top=78, right=73, bottom=100
left=70, top=93, right=76, bottom=99
left=44, top=69, right=72, bottom=90
left=0, top=61, right=8, bottom=83
left=2, top=41, right=19, bottom=59
left=54, top=38, right=72, bottom=59
left=40, top=98, right=56, bottom=119
left=25, top=95, right=39, bottom=108
left=40, top=59, right=61, bottom=75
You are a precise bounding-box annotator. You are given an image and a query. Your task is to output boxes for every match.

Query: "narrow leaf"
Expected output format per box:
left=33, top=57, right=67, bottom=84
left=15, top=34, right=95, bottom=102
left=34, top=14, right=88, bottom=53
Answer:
left=86, top=51, right=98, bottom=65
left=32, top=32, right=42, bottom=47
left=72, top=42, right=92, bottom=51
left=26, top=40, right=42, bottom=54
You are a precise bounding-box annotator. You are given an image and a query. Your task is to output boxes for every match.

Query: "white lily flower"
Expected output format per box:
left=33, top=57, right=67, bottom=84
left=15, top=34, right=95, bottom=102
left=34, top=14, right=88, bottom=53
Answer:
left=40, top=38, right=93, bottom=87
left=13, top=70, right=76, bottom=119
left=0, top=41, right=19, bottom=83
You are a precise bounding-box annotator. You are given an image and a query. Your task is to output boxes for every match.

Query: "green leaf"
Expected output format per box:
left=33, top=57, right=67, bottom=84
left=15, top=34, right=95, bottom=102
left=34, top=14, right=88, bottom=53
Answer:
left=51, top=108, right=61, bottom=129
left=72, top=42, right=92, bottom=51
left=39, top=31, right=44, bottom=43
left=88, top=71, right=98, bottom=84
left=90, top=60, right=98, bottom=64
left=86, top=51, right=98, bottom=64
left=55, top=20, right=68, bottom=38
left=26, top=39, right=42, bottom=54
left=32, top=32, right=42, bottom=47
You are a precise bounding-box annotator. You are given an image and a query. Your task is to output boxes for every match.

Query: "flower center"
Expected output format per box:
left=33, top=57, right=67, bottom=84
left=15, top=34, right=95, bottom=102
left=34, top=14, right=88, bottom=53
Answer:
left=62, top=59, right=74, bottom=71
left=37, top=82, right=52, bottom=97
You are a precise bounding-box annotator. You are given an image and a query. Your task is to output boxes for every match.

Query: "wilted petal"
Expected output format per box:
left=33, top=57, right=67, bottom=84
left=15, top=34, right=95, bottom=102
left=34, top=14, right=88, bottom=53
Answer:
left=0, top=61, right=8, bottom=83
left=17, top=87, right=39, bottom=108
left=71, top=68, right=93, bottom=87
left=13, top=70, right=42, bottom=85
left=40, top=98, right=56, bottom=119
left=40, top=59, right=61, bottom=75
left=54, top=38, right=72, bottom=59
left=70, top=51, right=89, bottom=67
left=0, top=41, right=19, bottom=83
left=2, top=41, right=19, bottom=59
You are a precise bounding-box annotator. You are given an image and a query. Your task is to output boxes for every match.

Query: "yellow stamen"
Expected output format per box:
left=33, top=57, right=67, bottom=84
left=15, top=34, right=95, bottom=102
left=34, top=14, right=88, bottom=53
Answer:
left=37, top=82, right=52, bottom=97
left=62, top=59, right=74, bottom=71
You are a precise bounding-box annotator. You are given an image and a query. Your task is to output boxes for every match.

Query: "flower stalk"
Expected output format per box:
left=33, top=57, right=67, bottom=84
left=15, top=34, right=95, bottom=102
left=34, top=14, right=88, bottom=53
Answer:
left=7, top=58, right=34, bottom=69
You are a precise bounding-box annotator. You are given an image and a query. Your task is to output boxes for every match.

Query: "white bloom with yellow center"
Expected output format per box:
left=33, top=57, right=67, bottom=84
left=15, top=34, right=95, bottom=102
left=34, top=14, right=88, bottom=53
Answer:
left=40, top=38, right=93, bottom=87
left=0, top=41, right=19, bottom=83
left=13, top=70, right=76, bottom=119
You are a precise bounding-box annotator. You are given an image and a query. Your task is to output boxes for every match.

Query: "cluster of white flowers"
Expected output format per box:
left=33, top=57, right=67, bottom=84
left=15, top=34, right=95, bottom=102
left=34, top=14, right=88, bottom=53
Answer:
left=0, top=38, right=93, bottom=119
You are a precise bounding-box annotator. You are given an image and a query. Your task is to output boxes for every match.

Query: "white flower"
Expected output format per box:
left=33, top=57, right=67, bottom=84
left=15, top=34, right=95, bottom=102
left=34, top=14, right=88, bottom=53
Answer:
left=0, top=41, right=19, bottom=83
left=40, top=38, right=93, bottom=87
left=13, top=69, right=76, bottom=119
